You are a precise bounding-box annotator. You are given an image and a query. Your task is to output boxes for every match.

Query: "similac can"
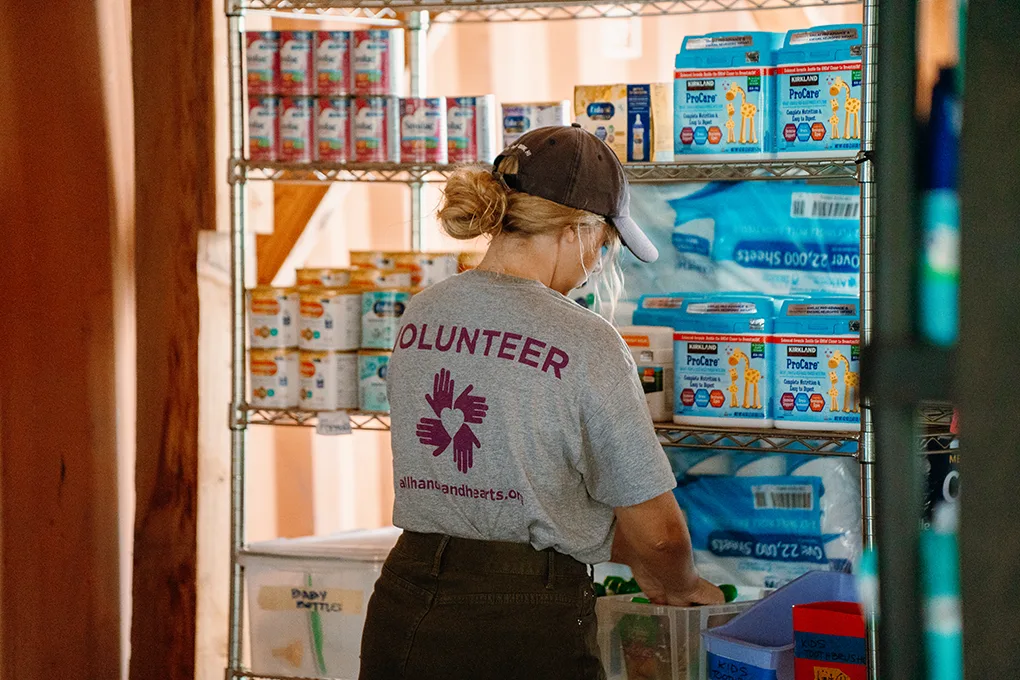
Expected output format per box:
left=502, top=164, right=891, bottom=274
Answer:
left=358, top=350, right=391, bottom=413
left=315, top=31, right=351, bottom=96
left=249, top=347, right=299, bottom=409
left=246, top=31, right=280, bottom=95
left=248, top=96, right=280, bottom=161
left=299, top=287, right=362, bottom=351
left=400, top=97, right=448, bottom=164
left=353, top=96, right=400, bottom=163
left=317, top=96, right=350, bottom=162
left=376, top=269, right=414, bottom=288
left=279, top=31, right=314, bottom=96
left=350, top=251, right=387, bottom=269
left=447, top=95, right=497, bottom=163
left=361, top=289, right=411, bottom=349
left=296, top=267, right=353, bottom=288
left=299, top=349, right=359, bottom=411
left=280, top=96, right=315, bottom=163
left=458, top=251, right=486, bottom=272
left=348, top=266, right=382, bottom=290
left=389, top=252, right=458, bottom=287
left=248, top=286, right=299, bottom=348
left=352, top=29, right=405, bottom=96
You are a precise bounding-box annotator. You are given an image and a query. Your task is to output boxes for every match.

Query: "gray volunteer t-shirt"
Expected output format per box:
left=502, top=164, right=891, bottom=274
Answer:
left=388, top=269, right=676, bottom=564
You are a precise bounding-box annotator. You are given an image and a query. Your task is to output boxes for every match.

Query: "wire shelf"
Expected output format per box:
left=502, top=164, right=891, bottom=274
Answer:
left=235, top=0, right=862, bottom=23
left=233, top=157, right=860, bottom=185
left=656, top=424, right=860, bottom=456
left=244, top=407, right=391, bottom=430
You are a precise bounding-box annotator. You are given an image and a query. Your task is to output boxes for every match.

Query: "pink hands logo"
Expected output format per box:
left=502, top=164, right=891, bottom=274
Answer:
left=416, top=369, right=489, bottom=474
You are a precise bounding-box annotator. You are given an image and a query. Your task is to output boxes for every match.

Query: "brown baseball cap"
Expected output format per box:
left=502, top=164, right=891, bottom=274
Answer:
left=491, top=124, right=659, bottom=263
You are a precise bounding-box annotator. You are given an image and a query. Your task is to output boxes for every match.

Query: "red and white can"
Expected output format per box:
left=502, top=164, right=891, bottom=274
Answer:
left=352, top=96, right=400, bottom=163
left=316, top=31, right=351, bottom=96
left=447, top=95, right=497, bottom=163
left=246, top=31, right=280, bottom=95
left=317, top=97, right=350, bottom=163
left=280, top=96, right=315, bottom=163
left=400, top=97, right=448, bottom=164
left=352, top=30, right=405, bottom=96
left=279, top=31, right=314, bottom=96
left=248, top=96, right=280, bottom=161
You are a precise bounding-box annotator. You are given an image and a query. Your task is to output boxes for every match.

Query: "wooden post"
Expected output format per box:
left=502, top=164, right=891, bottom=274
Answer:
left=0, top=5, right=122, bottom=679
left=129, top=1, right=214, bottom=678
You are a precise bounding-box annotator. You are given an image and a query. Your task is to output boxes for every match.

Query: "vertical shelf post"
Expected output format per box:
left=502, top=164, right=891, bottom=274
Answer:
left=408, top=11, right=430, bottom=250
left=226, top=8, right=248, bottom=674
left=858, top=1, right=879, bottom=677
left=869, top=0, right=927, bottom=678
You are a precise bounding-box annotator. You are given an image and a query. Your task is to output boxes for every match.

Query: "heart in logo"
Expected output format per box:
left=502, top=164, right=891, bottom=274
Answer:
left=440, top=407, right=465, bottom=437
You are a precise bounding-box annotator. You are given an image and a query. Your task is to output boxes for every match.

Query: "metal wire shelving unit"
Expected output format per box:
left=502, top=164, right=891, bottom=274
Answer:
left=225, top=0, right=881, bottom=679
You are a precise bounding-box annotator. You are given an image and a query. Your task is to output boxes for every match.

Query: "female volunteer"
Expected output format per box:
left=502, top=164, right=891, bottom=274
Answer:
left=360, top=124, right=722, bottom=680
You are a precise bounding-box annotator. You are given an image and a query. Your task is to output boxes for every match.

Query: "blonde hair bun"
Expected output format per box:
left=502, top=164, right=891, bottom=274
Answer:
left=438, top=167, right=509, bottom=241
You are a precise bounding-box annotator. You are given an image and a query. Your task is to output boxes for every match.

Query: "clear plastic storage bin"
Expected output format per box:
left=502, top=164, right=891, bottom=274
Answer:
left=597, top=595, right=753, bottom=680
left=240, top=526, right=401, bottom=679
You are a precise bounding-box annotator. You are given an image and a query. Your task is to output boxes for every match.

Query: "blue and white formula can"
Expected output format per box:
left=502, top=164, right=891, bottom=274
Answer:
left=772, top=296, right=860, bottom=431
left=361, top=288, right=411, bottom=350
left=776, top=24, right=863, bottom=157
left=673, top=296, right=775, bottom=427
left=358, top=350, right=391, bottom=413
left=674, top=32, right=780, bottom=159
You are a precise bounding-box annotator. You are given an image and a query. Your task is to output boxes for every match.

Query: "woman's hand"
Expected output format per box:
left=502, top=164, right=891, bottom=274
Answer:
left=613, top=492, right=725, bottom=607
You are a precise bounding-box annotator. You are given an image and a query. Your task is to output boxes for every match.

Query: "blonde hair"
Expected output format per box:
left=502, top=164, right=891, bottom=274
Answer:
left=438, top=156, right=624, bottom=320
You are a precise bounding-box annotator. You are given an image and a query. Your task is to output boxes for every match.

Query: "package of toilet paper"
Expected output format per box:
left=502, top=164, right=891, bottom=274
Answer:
left=673, top=451, right=860, bottom=590
left=619, top=182, right=861, bottom=304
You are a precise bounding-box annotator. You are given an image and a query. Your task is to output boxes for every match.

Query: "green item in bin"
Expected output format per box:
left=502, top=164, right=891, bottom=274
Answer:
left=604, top=575, right=627, bottom=595
left=593, top=582, right=607, bottom=597
left=631, top=596, right=651, bottom=604
left=618, top=578, right=642, bottom=595
left=720, top=584, right=738, bottom=603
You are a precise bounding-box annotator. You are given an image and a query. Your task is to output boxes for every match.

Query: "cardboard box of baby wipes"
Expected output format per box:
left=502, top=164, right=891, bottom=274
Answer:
left=573, top=83, right=673, bottom=163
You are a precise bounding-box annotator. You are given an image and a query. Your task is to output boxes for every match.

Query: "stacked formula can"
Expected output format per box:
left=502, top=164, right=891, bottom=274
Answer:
left=248, top=252, right=469, bottom=415
left=246, top=30, right=495, bottom=164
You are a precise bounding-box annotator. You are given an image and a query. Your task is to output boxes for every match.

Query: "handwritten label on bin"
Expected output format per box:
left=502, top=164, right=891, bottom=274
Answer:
left=708, top=653, right=778, bottom=680
left=316, top=410, right=352, bottom=436
left=257, top=586, right=362, bottom=614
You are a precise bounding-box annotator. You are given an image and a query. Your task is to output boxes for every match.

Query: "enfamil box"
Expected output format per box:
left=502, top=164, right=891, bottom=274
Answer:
left=674, top=32, right=779, bottom=159
left=573, top=83, right=673, bottom=163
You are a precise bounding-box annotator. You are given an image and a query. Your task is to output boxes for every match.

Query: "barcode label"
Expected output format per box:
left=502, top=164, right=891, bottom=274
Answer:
left=752, top=484, right=815, bottom=510
left=791, top=192, right=860, bottom=220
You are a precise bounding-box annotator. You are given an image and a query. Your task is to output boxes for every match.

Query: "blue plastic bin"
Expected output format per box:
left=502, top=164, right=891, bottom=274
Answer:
left=701, top=571, right=858, bottom=680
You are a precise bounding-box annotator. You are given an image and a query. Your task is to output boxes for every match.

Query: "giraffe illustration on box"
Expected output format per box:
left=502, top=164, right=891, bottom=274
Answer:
left=829, top=77, right=860, bottom=140
left=728, top=349, right=762, bottom=410
left=828, top=350, right=860, bottom=413
left=726, top=83, right=758, bottom=144
left=829, top=98, right=842, bottom=139
left=828, top=371, right=841, bottom=412
left=725, top=102, right=737, bottom=144
left=728, top=367, right=740, bottom=407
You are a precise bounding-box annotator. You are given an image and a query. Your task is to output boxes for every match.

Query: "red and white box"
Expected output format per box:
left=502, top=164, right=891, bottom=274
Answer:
left=246, top=31, right=279, bottom=95
left=400, top=97, right=448, bottom=164
left=352, top=96, right=400, bottom=163
left=248, top=95, right=280, bottom=161
left=317, top=97, right=351, bottom=163
left=352, top=30, right=405, bottom=96
left=279, top=31, right=314, bottom=96
left=447, top=95, right=497, bottom=163
left=280, top=96, right=315, bottom=163
left=316, top=31, right=351, bottom=96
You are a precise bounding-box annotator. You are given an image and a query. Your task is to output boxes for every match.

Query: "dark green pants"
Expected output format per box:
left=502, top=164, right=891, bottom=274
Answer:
left=360, top=531, right=605, bottom=680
